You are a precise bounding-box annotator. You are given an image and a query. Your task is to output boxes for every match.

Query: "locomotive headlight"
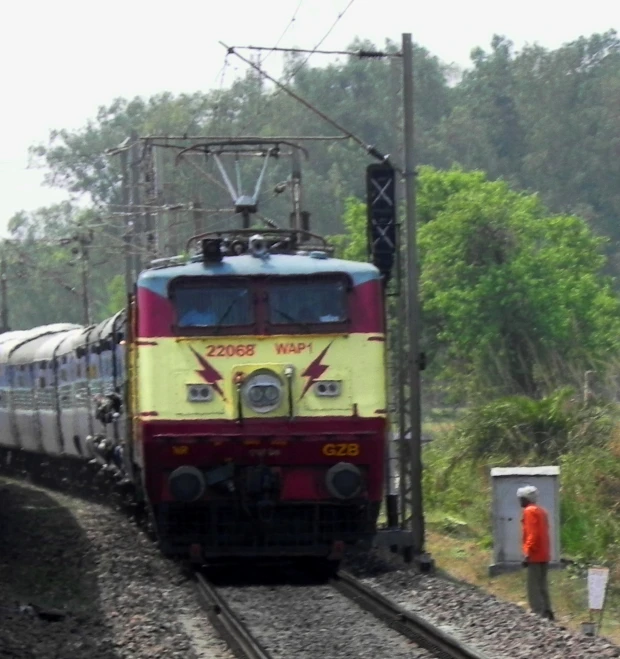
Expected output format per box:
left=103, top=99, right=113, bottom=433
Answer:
left=169, top=466, right=206, bottom=502
left=241, top=370, right=283, bottom=413
left=325, top=462, right=362, bottom=499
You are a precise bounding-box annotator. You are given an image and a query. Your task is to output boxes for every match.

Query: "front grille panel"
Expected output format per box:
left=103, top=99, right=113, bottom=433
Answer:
left=156, top=501, right=379, bottom=553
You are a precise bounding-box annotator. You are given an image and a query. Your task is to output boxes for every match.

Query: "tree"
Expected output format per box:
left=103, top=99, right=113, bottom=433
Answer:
left=433, top=31, right=620, bottom=265
left=338, top=167, right=620, bottom=398
left=13, top=32, right=620, bottom=334
left=459, top=36, right=526, bottom=179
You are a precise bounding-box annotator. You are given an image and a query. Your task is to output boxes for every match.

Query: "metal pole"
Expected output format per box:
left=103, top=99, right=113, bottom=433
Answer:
left=396, top=236, right=408, bottom=527
left=143, top=141, right=156, bottom=260
left=129, top=131, right=142, bottom=277
left=402, top=33, right=424, bottom=555
left=154, top=145, right=165, bottom=256
left=0, top=248, right=8, bottom=333
left=120, top=149, right=133, bottom=294
left=290, top=149, right=302, bottom=231
left=193, top=199, right=204, bottom=235
left=80, top=237, right=91, bottom=326
left=390, top=56, right=403, bottom=198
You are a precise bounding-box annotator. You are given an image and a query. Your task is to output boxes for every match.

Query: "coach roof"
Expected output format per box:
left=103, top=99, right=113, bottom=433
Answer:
left=138, top=253, right=381, bottom=298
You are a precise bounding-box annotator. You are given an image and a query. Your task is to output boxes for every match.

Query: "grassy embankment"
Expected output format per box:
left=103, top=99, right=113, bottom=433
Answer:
left=419, top=398, right=620, bottom=643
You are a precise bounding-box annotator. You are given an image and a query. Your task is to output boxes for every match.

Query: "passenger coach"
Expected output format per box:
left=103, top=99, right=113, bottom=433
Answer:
left=0, top=229, right=389, bottom=570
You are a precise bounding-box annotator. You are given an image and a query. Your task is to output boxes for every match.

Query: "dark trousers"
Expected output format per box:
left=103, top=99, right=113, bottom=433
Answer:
left=527, top=562, right=553, bottom=618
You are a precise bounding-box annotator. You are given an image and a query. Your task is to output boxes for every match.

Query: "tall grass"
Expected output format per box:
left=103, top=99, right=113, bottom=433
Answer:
left=423, top=390, right=620, bottom=563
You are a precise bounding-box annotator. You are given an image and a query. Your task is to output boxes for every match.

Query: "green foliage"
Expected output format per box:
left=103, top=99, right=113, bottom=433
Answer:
left=451, top=389, right=613, bottom=462
left=416, top=166, right=488, bottom=224
left=559, top=448, right=620, bottom=561
left=422, top=434, right=493, bottom=543
left=29, top=40, right=450, bottom=241
left=434, top=31, right=620, bottom=247
left=418, top=173, right=620, bottom=394
left=424, top=395, right=620, bottom=562
left=330, top=197, right=368, bottom=262
left=105, top=275, right=126, bottom=317
left=336, top=167, right=620, bottom=397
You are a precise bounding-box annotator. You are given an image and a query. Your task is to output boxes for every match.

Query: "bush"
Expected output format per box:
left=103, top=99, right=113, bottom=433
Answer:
left=451, top=388, right=614, bottom=462
left=423, top=389, right=620, bottom=562
left=559, top=448, right=620, bottom=561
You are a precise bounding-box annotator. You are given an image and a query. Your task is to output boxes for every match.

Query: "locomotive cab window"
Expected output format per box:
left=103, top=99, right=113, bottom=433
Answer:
left=267, top=278, right=349, bottom=330
left=170, top=280, right=254, bottom=333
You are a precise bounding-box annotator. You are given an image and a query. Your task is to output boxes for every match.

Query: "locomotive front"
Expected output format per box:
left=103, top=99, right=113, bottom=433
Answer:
left=133, top=231, right=387, bottom=565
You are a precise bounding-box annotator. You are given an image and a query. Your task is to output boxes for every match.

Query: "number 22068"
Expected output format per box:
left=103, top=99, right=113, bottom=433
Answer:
left=206, top=344, right=256, bottom=357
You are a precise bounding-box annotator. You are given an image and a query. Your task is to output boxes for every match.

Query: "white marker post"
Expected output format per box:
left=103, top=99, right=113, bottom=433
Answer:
left=584, top=566, right=610, bottom=636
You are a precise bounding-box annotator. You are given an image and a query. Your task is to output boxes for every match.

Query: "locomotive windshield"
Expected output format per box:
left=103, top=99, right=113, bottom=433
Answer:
left=173, top=284, right=253, bottom=328
left=268, top=280, right=347, bottom=326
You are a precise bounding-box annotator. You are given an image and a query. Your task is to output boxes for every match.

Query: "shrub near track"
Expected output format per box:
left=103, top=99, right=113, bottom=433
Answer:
left=423, top=390, right=620, bottom=566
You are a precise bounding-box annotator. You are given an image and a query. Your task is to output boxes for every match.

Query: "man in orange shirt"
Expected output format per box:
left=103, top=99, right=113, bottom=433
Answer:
left=517, top=485, right=554, bottom=620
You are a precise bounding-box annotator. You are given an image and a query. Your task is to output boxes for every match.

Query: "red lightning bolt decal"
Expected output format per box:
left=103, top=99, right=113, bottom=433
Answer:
left=300, top=342, right=333, bottom=399
left=189, top=347, right=226, bottom=400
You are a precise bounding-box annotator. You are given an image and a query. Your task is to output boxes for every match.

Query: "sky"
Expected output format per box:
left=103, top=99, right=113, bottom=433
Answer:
left=0, top=0, right=617, bottom=235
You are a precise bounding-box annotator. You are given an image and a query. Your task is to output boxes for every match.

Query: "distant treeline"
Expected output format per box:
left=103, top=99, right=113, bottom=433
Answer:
left=5, top=30, right=620, bottom=331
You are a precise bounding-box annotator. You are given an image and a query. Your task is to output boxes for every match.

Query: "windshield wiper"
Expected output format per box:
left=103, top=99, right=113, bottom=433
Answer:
left=272, top=308, right=312, bottom=331
left=212, top=293, right=245, bottom=333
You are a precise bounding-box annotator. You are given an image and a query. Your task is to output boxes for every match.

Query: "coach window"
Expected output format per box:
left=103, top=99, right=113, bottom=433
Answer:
left=170, top=281, right=254, bottom=333
left=39, top=361, right=47, bottom=389
left=267, top=278, right=349, bottom=332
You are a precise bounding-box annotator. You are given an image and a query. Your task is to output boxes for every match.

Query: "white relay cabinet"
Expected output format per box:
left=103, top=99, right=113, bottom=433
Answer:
left=489, top=466, right=561, bottom=575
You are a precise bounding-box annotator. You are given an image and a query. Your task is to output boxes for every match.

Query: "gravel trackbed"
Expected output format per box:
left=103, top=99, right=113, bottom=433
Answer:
left=0, top=477, right=233, bottom=659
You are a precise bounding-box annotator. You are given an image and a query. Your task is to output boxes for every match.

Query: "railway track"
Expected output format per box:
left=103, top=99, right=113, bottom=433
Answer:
left=332, top=571, right=491, bottom=659
left=195, top=567, right=492, bottom=659
left=195, top=570, right=274, bottom=659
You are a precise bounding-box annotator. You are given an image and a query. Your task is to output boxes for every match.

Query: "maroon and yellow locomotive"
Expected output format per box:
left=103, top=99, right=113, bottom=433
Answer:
left=129, top=230, right=388, bottom=566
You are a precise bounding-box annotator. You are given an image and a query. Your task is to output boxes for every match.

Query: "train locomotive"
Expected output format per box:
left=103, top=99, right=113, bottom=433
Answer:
left=0, top=228, right=388, bottom=569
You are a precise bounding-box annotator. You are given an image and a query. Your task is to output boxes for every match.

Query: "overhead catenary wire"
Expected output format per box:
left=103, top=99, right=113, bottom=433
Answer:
left=261, top=0, right=304, bottom=65
left=286, top=0, right=358, bottom=79
left=235, top=45, right=399, bottom=58
left=184, top=51, right=232, bottom=135
left=232, top=0, right=355, bottom=139
left=220, top=41, right=391, bottom=166
left=110, top=1, right=368, bottom=261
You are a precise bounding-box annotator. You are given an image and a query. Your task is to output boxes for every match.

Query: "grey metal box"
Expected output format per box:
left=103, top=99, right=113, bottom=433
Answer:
left=489, top=466, right=561, bottom=576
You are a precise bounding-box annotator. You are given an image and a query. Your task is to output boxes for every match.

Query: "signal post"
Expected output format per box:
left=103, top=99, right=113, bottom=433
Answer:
left=366, top=34, right=432, bottom=570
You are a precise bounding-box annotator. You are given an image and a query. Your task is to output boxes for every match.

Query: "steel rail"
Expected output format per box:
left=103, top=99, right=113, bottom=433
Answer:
left=195, top=572, right=274, bottom=659
left=332, top=571, right=492, bottom=659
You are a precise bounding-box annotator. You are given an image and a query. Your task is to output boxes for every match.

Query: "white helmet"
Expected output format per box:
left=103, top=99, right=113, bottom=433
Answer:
left=517, top=485, right=538, bottom=502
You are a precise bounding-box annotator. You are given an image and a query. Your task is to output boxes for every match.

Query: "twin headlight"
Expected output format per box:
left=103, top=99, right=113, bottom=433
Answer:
left=241, top=371, right=283, bottom=413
